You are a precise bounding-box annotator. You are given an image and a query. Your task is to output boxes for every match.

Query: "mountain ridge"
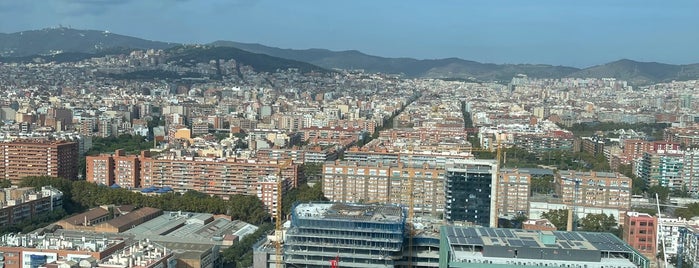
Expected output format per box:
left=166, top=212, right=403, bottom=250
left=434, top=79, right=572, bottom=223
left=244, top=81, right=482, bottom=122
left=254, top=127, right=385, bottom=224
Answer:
left=2, top=28, right=698, bottom=84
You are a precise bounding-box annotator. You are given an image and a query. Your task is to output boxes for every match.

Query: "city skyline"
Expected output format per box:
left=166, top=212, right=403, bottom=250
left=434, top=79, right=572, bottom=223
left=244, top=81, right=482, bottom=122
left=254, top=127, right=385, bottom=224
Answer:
left=0, top=0, right=698, bottom=67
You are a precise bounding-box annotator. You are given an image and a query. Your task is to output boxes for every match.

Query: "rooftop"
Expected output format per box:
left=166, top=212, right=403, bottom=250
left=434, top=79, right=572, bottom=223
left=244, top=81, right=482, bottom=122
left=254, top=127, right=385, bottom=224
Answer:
left=443, top=226, right=648, bottom=268
left=0, top=233, right=123, bottom=252
left=123, top=211, right=257, bottom=243
left=293, top=203, right=403, bottom=222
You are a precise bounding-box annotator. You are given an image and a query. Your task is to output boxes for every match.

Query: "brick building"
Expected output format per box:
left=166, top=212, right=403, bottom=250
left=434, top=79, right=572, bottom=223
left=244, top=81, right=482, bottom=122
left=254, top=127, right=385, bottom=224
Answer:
left=0, top=140, right=79, bottom=183
left=622, top=211, right=657, bottom=261
left=86, top=150, right=145, bottom=188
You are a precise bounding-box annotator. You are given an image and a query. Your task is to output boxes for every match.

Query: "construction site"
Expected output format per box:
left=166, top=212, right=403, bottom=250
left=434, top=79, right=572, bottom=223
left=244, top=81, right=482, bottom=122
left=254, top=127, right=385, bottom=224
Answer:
left=284, top=202, right=405, bottom=267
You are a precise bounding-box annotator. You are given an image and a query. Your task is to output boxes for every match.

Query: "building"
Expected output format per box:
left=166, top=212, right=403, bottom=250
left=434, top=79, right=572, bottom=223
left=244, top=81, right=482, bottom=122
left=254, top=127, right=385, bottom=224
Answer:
left=284, top=202, right=405, bottom=267
left=94, top=239, right=176, bottom=268
left=496, top=168, right=555, bottom=219
left=0, top=140, right=79, bottom=183
left=444, top=159, right=497, bottom=227
left=522, top=219, right=557, bottom=231
left=256, top=175, right=291, bottom=218
left=640, top=150, right=683, bottom=190
left=50, top=210, right=258, bottom=268
left=322, top=161, right=445, bottom=215
left=86, top=150, right=144, bottom=188
left=439, top=226, right=650, bottom=268
left=581, top=136, right=606, bottom=156
left=0, top=186, right=63, bottom=226
left=55, top=207, right=112, bottom=230
left=0, top=233, right=126, bottom=268
left=622, top=212, right=657, bottom=260
left=140, top=158, right=299, bottom=198
left=557, top=171, right=632, bottom=223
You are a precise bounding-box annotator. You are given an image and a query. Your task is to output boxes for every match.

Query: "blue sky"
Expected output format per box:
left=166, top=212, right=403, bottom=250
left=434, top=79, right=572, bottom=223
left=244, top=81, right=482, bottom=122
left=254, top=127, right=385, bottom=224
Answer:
left=0, top=0, right=697, bottom=67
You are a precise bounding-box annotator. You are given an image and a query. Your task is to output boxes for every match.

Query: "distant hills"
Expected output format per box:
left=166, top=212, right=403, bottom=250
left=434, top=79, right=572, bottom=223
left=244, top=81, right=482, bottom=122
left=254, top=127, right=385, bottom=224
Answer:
left=1, top=28, right=698, bottom=85
left=0, top=28, right=176, bottom=56
left=211, top=41, right=579, bottom=81
left=567, top=59, right=699, bottom=85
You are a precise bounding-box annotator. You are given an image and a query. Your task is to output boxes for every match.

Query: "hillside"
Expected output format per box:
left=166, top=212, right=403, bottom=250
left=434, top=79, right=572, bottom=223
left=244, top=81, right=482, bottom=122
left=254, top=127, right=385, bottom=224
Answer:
left=165, top=46, right=328, bottom=74
left=0, top=28, right=176, bottom=57
left=2, top=28, right=699, bottom=84
left=569, top=59, right=699, bottom=85
left=211, top=41, right=579, bottom=81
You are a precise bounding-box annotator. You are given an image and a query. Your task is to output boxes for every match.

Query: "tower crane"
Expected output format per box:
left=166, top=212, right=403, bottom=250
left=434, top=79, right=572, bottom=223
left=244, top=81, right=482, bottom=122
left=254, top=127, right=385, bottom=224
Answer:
left=275, top=159, right=292, bottom=268
left=406, top=159, right=416, bottom=268
left=560, top=177, right=581, bottom=231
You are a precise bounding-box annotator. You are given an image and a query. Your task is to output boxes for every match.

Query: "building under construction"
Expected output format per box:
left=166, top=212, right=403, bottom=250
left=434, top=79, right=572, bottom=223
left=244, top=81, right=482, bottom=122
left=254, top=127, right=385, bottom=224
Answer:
left=284, top=202, right=406, bottom=267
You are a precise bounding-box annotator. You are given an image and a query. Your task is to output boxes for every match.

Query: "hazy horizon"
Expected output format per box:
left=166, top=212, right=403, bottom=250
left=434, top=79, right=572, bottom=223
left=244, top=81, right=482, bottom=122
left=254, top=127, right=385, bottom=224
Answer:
left=1, top=0, right=697, bottom=68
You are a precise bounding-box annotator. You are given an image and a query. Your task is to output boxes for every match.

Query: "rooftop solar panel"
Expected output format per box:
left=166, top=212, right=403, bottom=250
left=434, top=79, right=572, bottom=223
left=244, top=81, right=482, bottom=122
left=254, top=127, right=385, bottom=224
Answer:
left=523, top=240, right=539, bottom=247
left=509, top=239, right=523, bottom=246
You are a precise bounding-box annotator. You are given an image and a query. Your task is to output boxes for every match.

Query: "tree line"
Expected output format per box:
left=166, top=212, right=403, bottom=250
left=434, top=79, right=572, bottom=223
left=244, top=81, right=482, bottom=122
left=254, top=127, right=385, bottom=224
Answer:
left=15, top=175, right=327, bottom=267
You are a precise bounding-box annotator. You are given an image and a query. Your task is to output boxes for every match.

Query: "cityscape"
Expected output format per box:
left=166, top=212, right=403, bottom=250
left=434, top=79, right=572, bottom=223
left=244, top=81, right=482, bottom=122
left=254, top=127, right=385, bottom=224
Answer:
left=1, top=2, right=699, bottom=268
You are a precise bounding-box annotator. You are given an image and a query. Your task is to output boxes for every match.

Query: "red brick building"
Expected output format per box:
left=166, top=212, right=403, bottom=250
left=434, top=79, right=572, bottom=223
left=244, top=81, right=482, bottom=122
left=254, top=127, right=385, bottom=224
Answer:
left=86, top=150, right=145, bottom=188
left=0, top=140, right=79, bottom=183
left=622, top=211, right=657, bottom=260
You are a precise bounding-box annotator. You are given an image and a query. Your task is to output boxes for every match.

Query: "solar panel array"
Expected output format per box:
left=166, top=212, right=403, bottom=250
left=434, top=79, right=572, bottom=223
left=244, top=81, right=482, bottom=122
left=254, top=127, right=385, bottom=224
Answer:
left=579, top=232, right=635, bottom=252
left=445, top=226, right=635, bottom=253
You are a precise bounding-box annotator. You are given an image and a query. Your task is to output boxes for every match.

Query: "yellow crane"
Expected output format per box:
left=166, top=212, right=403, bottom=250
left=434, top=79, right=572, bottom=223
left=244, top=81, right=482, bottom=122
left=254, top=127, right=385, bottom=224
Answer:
left=406, top=160, right=416, bottom=268
left=275, top=159, right=293, bottom=268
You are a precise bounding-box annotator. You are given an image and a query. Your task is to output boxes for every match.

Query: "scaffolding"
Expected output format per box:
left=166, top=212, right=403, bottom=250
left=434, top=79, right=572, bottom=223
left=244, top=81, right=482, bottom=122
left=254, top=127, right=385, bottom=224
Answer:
left=285, top=202, right=406, bottom=267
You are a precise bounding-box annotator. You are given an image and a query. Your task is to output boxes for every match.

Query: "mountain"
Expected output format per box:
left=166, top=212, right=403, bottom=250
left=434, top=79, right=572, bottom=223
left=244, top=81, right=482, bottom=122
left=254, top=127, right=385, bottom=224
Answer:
left=165, top=46, right=327, bottom=74
left=211, top=41, right=579, bottom=81
left=569, top=59, right=699, bottom=85
left=2, top=28, right=699, bottom=84
left=0, top=28, right=177, bottom=57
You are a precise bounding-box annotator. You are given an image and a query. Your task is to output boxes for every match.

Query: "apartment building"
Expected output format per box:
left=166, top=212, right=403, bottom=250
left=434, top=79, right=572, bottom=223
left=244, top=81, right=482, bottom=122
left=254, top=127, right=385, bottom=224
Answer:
left=497, top=168, right=533, bottom=218
left=0, top=186, right=63, bottom=226
left=322, top=160, right=445, bottom=216
left=622, top=212, right=657, bottom=261
left=0, top=139, right=79, bottom=183
left=140, top=158, right=298, bottom=198
left=557, top=171, right=632, bottom=222
left=86, top=149, right=145, bottom=188
left=256, top=175, right=291, bottom=219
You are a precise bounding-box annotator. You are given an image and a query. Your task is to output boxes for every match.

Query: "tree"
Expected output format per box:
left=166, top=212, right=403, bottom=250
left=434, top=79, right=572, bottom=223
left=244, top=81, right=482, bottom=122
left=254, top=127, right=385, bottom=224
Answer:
left=530, top=175, right=554, bottom=195
left=648, top=185, right=670, bottom=203
left=0, top=179, right=11, bottom=188
left=675, top=202, right=699, bottom=219
left=541, top=209, right=568, bottom=231
left=579, top=213, right=617, bottom=232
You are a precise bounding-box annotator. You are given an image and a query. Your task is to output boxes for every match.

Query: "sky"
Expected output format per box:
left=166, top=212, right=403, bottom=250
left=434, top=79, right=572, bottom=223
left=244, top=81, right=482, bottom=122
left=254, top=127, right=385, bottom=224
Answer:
left=0, top=0, right=697, bottom=67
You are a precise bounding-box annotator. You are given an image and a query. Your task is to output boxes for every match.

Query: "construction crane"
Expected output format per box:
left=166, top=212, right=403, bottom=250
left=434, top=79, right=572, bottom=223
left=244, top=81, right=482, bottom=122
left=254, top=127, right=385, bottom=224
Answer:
left=406, top=159, right=416, bottom=268
left=275, top=159, right=293, bottom=268
left=560, top=177, right=581, bottom=231
left=677, top=227, right=688, bottom=268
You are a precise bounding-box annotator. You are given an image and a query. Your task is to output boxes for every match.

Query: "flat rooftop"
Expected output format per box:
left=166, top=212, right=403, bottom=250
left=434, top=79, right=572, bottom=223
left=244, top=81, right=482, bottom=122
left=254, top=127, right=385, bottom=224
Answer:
left=123, top=211, right=257, bottom=243
left=444, top=226, right=636, bottom=252
left=443, top=226, right=648, bottom=268
left=294, top=203, right=403, bottom=222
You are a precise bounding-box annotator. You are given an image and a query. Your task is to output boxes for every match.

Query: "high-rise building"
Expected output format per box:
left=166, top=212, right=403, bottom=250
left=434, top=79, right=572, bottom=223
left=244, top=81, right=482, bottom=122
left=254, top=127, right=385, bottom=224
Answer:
left=0, top=140, right=79, bottom=183
left=86, top=150, right=143, bottom=188
left=444, top=159, right=497, bottom=227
